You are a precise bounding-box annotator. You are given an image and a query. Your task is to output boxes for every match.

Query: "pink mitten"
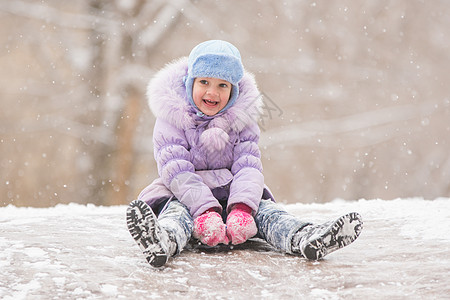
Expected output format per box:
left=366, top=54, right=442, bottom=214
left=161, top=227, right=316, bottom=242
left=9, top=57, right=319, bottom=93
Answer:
left=226, top=203, right=257, bottom=245
left=193, top=209, right=229, bottom=246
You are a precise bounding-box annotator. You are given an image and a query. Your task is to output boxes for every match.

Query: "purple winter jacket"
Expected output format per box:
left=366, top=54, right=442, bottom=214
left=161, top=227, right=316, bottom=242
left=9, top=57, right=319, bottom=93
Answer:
left=138, top=58, right=270, bottom=218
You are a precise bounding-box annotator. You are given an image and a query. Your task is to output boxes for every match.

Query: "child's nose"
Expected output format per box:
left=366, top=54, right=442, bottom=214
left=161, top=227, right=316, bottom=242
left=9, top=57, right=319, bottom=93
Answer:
left=206, top=86, right=219, bottom=96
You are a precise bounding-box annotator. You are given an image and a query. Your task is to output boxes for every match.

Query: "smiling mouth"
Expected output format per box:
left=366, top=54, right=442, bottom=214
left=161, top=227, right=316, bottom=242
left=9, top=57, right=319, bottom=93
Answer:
left=203, top=99, right=219, bottom=106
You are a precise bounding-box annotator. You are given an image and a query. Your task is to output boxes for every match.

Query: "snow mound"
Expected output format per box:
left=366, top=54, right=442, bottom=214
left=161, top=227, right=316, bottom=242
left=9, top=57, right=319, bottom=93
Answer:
left=0, top=198, right=449, bottom=299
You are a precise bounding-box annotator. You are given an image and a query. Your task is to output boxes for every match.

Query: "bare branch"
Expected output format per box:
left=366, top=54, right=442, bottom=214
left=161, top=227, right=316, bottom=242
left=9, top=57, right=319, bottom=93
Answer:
left=260, top=102, right=438, bottom=148
left=0, top=0, right=118, bottom=30
left=139, top=2, right=183, bottom=50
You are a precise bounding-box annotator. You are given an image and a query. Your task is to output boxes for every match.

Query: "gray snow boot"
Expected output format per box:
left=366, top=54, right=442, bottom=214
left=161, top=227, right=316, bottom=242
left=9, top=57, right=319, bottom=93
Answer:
left=126, top=200, right=176, bottom=267
left=292, top=212, right=363, bottom=260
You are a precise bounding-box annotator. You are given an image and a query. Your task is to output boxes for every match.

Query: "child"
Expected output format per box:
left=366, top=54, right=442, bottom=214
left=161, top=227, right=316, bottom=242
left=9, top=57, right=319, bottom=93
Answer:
left=126, top=40, right=363, bottom=267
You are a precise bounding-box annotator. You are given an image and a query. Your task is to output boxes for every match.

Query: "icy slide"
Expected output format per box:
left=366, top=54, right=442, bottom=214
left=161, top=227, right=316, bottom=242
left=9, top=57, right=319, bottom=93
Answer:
left=0, top=198, right=448, bottom=299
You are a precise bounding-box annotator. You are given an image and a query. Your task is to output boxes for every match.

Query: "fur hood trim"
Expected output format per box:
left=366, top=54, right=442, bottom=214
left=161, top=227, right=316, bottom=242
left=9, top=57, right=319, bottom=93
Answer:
left=147, top=57, right=262, bottom=133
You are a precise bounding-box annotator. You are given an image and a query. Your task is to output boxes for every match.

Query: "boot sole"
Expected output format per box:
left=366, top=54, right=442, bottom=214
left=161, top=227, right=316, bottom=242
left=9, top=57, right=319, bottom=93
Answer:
left=302, top=212, right=363, bottom=260
left=126, top=200, right=168, bottom=267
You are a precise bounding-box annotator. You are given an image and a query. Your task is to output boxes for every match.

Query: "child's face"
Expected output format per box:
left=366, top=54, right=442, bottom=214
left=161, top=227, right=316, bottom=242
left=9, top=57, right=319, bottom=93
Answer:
left=192, top=77, right=232, bottom=116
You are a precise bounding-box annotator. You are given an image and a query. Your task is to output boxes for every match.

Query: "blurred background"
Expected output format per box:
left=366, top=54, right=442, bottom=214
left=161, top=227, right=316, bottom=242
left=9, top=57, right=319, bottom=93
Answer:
left=1, top=0, right=449, bottom=207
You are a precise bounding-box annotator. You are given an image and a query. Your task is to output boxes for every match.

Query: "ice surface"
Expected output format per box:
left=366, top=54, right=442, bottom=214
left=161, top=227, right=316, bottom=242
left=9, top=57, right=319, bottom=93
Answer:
left=0, top=198, right=449, bottom=299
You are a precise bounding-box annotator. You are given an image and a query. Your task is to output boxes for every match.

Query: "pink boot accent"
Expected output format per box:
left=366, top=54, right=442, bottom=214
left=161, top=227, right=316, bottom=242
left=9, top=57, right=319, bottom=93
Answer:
left=193, top=209, right=229, bottom=246
left=226, top=204, right=257, bottom=245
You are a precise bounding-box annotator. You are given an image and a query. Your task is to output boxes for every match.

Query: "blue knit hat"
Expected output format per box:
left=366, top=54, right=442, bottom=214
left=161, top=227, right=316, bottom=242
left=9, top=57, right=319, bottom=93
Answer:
left=184, top=40, right=244, bottom=116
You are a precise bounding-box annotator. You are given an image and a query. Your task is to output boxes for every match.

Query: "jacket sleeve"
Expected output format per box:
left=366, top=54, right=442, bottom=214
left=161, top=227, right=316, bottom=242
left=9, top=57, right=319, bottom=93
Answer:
left=227, top=122, right=264, bottom=214
left=153, top=118, right=221, bottom=218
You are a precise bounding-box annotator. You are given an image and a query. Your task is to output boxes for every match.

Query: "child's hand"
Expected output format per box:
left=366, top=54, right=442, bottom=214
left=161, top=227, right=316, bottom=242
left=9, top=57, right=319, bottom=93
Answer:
left=193, top=209, right=229, bottom=246
left=226, top=203, right=257, bottom=245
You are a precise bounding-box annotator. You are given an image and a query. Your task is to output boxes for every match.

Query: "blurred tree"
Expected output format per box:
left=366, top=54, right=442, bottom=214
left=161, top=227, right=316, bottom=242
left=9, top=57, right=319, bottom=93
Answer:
left=0, top=0, right=184, bottom=205
left=1, top=0, right=449, bottom=207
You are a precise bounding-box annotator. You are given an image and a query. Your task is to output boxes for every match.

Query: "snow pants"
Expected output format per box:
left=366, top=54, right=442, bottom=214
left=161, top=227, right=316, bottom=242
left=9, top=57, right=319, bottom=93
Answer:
left=154, top=198, right=310, bottom=254
left=156, top=199, right=193, bottom=255
left=255, top=199, right=311, bottom=254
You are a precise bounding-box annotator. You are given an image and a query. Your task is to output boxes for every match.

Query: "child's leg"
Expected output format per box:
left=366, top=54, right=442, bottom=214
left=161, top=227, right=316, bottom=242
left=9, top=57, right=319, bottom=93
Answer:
left=255, top=199, right=312, bottom=254
left=157, top=199, right=193, bottom=256
left=126, top=199, right=193, bottom=267
left=255, top=199, right=363, bottom=260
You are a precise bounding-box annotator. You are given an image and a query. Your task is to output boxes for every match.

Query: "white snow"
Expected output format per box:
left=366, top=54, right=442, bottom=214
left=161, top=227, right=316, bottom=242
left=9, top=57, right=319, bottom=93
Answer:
left=0, top=198, right=449, bottom=299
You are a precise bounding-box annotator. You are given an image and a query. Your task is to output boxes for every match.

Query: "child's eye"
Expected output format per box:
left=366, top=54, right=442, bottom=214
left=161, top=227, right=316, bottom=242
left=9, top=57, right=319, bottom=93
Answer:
left=199, top=80, right=208, bottom=85
left=219, top=83, right=229, bottom=88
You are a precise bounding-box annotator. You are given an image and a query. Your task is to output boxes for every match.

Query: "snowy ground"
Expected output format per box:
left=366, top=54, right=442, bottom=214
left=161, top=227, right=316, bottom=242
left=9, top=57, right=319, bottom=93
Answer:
left=0, top=198, right=449, bottom=300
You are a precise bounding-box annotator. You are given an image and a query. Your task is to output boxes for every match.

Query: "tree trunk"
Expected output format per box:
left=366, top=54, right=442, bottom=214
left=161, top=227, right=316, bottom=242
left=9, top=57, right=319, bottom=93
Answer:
left=108, top=86, right=142, bottom=205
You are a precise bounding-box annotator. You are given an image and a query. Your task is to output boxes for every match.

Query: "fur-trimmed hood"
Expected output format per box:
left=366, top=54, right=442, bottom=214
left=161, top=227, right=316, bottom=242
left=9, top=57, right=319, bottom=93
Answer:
left=147, top=57, right=262, bottom=134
